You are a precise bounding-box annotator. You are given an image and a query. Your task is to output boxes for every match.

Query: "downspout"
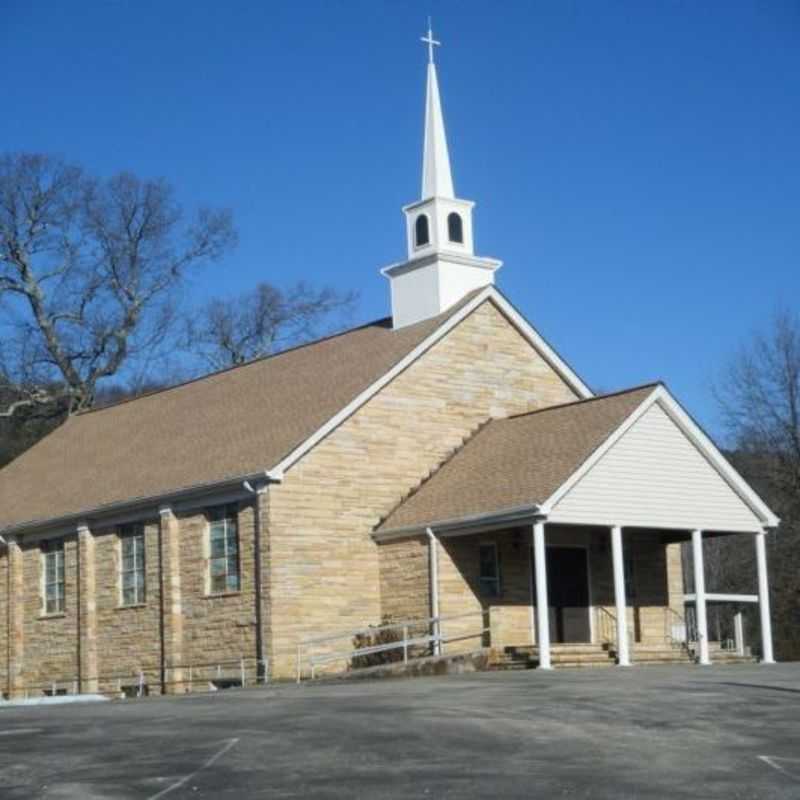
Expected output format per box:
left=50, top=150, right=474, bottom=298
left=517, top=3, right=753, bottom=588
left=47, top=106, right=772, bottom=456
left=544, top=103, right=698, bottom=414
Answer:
left=244, top=480, right=267, bottom=683
left=426, top=527, right=440, bottom=656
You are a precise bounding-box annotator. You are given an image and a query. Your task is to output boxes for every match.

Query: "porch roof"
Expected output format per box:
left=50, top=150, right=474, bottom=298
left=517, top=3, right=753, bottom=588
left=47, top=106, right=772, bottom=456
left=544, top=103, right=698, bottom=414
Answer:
left=376, top=384, right=657, bottom=535
left=375, top=383, right=779, bottom=537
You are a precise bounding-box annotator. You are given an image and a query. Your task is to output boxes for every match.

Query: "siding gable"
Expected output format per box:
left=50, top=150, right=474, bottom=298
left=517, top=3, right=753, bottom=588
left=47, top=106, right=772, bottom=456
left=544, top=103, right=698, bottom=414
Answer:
left=551, top=402, right=762, bottom=532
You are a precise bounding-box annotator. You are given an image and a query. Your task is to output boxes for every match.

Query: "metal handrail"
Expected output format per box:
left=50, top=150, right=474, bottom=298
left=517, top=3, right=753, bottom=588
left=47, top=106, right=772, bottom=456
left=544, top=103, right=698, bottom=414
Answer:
left=299, top=610, right=489, bottom=681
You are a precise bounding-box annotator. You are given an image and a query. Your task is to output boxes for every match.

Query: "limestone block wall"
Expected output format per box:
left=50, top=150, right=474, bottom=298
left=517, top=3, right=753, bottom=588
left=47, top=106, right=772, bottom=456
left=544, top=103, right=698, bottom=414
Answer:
left=20, top=535, right=79, bottom=693
left=94, top=521, right=162, bottom=694
left=378, top=535, right=430, bottom=624
left=178, top=502, right=258, bottom=684
left=437, top=528, right=533, bottom=654
left=0, top=546, right=8, bottom=692
left=269, top=300, right=577, bottom=677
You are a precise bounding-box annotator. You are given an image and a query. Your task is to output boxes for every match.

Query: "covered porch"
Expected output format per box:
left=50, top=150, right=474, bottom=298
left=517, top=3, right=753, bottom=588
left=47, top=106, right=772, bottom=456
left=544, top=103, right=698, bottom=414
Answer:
left=375, top=384, right=779, bottom=668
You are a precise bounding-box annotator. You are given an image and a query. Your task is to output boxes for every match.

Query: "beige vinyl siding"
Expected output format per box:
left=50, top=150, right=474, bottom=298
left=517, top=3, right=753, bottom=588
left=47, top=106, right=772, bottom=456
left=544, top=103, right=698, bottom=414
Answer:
left=550, top=403, right=762, bottom=532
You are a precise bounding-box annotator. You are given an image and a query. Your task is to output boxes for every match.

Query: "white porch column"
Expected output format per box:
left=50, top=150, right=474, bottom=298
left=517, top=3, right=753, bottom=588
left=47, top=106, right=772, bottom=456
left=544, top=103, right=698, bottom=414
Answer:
left=755, top=531, right=775, bottom=664
left=610, top=525, right=631, bottom=667
left=733, top=612, right=745, bottom=658
left=691, top=529, right=711, bottom=666
left=532, top=521, right=551, bottom=670
left=426, top=528, right=441, bottom=656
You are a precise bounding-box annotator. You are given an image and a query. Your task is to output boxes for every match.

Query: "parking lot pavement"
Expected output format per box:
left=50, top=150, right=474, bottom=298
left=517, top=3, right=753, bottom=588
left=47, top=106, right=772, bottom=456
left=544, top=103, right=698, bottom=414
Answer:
left=0, top=663, right=799, bottom=799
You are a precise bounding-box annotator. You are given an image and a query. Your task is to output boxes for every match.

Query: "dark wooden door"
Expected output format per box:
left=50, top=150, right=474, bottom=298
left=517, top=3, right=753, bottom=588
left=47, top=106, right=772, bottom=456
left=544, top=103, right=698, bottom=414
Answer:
left=546, top=547, right=590, bottom=643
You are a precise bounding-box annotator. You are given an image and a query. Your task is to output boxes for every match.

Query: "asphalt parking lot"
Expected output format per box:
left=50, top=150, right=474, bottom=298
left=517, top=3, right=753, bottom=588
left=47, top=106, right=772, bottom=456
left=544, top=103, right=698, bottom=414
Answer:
left=1, top=663, right=799, bottom=799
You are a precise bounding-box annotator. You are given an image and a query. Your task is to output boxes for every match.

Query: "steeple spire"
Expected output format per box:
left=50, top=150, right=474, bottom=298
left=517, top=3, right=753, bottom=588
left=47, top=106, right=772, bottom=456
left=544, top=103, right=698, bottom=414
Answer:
left=420, top=22, right=454, bottom=200
left=381, top=24, right=501, bottom=329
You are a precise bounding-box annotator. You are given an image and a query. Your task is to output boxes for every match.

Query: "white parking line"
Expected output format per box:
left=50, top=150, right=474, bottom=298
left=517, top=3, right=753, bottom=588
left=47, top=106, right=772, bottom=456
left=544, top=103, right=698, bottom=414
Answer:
left=147, top=737, right=239, bottom=800
left=0, top=728, right=43, bottom=737
left=758, top=755, right=800, bottom=781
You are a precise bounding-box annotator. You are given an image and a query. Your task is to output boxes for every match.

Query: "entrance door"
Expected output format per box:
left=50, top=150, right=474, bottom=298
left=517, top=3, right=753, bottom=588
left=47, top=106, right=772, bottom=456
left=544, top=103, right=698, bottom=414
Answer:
left=546, top=547, right=591, bottom=643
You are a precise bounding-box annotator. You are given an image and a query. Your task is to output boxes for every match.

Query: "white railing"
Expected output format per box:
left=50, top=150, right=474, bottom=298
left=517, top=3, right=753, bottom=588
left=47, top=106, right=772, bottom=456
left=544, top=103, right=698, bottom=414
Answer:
left=297, top=610, right=490, bottom=681
left=595, top=606, right=634, bottom=651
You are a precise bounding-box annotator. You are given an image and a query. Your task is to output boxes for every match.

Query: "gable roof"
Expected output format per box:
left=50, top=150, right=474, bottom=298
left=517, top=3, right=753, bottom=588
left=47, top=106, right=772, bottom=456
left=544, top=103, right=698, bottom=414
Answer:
left=0, top=287, right=592, bottom=534
left=375, top=385, right=656, bottom=535
left=375, top=383, right=779, bottom=535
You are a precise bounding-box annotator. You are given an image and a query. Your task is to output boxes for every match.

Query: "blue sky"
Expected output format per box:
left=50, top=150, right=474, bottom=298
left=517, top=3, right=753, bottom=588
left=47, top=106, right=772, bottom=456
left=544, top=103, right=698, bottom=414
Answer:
left=2, top=1, right=798, bottom=435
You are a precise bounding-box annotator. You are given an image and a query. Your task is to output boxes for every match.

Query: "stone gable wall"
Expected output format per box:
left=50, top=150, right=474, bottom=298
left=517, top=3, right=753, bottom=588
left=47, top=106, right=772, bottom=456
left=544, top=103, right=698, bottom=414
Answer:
left=269, top=300, right=578, bottom=677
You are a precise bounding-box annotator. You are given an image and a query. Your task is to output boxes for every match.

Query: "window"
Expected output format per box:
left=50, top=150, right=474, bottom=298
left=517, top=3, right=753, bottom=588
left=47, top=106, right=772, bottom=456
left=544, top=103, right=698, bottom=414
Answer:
left=479, top=543, right=501, bottom=597
left=208, top=505, right=240, bottom=594
left=42, top=539, right=65, bottom=615
left=120, top=524, right=146, bottom=606
left=447, top=212, right=464, bottom=243
left=414, top=214, right=430, bottom=247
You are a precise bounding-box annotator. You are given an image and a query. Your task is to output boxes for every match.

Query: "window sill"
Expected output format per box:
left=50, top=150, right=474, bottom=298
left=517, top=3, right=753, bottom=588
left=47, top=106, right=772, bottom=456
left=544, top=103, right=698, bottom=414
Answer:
left=116, top=603, right=147, bottom=611
left=38, top=612, right=66, bottom=620
left=204, top=591, right=241, bottom=599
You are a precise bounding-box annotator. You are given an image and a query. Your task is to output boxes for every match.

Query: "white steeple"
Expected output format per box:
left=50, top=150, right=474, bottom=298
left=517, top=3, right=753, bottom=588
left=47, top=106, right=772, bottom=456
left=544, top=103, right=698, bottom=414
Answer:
left=381, top=24, right=501, bottom=329
left=421, top=25, right=454, bottom=200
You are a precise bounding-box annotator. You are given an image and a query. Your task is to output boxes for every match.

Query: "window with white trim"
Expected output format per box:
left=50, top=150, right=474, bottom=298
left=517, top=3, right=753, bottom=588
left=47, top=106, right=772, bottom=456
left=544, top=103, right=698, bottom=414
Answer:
left=42, top=539, right=65, bottom=614
left=120, top=524, right=146, bottom=606
left=479, top=542, right=501, bottom=597
left=208, top=505, right=240, bottom=594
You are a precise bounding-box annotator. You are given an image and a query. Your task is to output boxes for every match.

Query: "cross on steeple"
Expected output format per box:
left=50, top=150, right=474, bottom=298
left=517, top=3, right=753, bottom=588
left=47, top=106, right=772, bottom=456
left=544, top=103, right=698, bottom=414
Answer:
left=420, top=20, right=440, bottom=64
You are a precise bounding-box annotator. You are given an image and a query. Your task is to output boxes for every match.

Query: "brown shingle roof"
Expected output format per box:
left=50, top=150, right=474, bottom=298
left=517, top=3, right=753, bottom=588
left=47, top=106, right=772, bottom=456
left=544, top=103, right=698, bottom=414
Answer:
left=376, top=384, right=659, bottom=533
left=0, top=292, right=484, bottom=531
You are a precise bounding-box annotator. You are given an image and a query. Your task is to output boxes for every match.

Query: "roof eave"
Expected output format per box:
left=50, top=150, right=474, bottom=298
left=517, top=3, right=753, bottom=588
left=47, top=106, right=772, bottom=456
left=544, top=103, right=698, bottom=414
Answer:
left=372, top=502, right=544, bottom=542
left=0, top=467, right=282, bottom=538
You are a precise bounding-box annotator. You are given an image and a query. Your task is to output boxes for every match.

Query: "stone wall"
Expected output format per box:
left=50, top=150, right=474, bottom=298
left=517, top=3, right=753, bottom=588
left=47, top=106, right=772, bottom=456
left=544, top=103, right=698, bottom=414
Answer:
left=178, top=502, right=259, bottom=688
left=0, top=542, right=8, bottom=694
left=378, top=535, right=430, bottom=624
left=20, top=535, right=80, bottom=694
left=269, top=299, right=577, bottom=677
left=94, top=521, right=161, bottom=695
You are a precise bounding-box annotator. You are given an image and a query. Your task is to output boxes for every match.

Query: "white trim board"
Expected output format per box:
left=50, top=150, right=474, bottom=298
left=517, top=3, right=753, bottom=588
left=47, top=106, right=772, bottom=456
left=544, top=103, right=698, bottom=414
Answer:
left=272, top=287, right=593, bottom=477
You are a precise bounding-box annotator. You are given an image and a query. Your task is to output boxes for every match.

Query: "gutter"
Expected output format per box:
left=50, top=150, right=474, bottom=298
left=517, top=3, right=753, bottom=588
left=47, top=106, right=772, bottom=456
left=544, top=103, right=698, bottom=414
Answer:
left=0, top=468, right=283, bottom=540
left=372, top=503, right=544, bottom=542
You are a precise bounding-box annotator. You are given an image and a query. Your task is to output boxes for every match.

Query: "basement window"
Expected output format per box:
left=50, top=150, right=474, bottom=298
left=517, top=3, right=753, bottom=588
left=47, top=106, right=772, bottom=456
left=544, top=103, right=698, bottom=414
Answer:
left=208, top=505, right=240, bottom=594
left=42, top=539, right=65, bottom=615
left=479, top=543, right=501, bottom=597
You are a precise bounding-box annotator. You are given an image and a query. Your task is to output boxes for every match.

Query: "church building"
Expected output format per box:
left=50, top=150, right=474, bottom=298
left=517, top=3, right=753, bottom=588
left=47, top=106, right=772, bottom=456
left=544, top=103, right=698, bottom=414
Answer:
left=0, top=30, right=780, bottom=696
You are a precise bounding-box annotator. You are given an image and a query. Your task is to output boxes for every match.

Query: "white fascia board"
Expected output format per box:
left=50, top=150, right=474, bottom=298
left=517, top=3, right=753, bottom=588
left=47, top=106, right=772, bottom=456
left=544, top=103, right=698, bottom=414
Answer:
left=372, top=502, right=543, bottom=542
left=540, top=384, right=780, bottom=529
left=271, top=286, right=593, bottom=477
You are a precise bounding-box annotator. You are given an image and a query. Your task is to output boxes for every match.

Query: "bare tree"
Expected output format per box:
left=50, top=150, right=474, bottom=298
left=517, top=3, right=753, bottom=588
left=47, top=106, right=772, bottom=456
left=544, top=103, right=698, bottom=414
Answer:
left=0, top=153, right=236, bottom=416
left=184, top=281, right=357, bottom=370
left=716, top=309, right=800, bottom=512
